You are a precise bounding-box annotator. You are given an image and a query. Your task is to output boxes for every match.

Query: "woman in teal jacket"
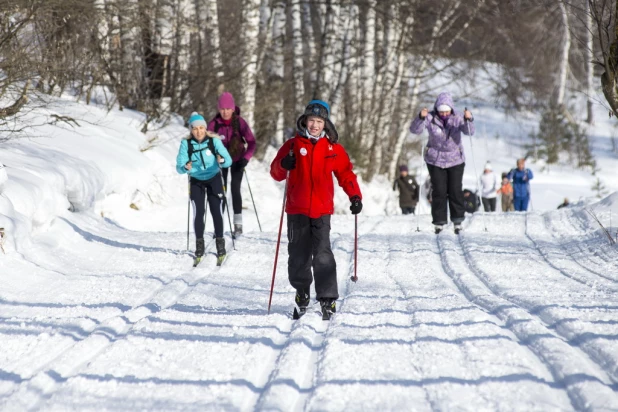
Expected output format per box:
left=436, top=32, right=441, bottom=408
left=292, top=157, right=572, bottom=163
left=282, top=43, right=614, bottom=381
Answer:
left=177, top=112, right=232, bottom=260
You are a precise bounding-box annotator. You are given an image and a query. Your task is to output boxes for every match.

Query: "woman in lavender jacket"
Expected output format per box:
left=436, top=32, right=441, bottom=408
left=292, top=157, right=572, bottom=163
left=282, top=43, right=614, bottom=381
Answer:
left=410, top=92, right=474, bottom=234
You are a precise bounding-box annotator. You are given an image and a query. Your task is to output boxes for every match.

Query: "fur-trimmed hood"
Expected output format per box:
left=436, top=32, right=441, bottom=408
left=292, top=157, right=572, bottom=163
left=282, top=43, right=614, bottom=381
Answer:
left=296, top=100, right=339, bottom=143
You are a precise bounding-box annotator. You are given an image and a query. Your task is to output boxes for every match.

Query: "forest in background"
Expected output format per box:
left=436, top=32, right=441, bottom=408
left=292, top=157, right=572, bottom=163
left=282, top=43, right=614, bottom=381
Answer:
left=1, top=0, right=617, bottom=180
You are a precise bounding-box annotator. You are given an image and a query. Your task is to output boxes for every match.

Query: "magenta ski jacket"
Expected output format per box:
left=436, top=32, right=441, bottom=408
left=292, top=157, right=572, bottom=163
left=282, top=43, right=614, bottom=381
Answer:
left=409, top=92, right=475, bottom=169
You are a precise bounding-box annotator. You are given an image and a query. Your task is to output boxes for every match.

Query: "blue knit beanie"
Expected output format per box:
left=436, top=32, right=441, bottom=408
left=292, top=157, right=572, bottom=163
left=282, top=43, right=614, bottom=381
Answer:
left=188, top=112, right=207, bottom=129
left=305, top=100, right=331, bottom=120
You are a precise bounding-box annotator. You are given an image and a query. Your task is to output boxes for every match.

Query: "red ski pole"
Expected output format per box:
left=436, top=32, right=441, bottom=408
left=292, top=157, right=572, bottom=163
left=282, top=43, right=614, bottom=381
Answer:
left=268, top=145, right=294, bottom=313
left=351, top=215, right=358, bottom=282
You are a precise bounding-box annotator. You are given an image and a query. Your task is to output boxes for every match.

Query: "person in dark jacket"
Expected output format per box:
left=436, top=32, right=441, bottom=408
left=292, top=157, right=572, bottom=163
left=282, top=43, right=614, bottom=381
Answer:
left=270, top=99, right=362, bottom=318
left=208, top=92, right=256, bottom=235
left=506, top=158, right=534, bottom=211
left=462, top=189, right=480, bottom=214
left=410, top=92, right=474, bottom=234
left=393, top=165, right=419, bottom=215
left=557, top=198, right=570, bottom=209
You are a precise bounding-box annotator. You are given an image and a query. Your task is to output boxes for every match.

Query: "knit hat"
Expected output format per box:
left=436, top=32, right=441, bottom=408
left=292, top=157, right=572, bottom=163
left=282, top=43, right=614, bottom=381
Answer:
left=399, top=165, right=408, bottom=172
left=437, top=104, right=452, bottom=112
left=484, top=161, right=492, bottom=171
left=296, top=99, right=339, bottom=142
left=188, top=112, right=206, bottom=129
left=218, top=92, right=235, bottom=110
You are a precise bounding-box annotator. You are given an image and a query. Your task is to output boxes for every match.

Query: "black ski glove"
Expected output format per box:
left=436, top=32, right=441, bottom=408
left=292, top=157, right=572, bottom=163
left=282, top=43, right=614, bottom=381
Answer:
left=350, top=196, right=362, bottom=214
left=281, top=153, right=296, bottom=170
left=237, top=158, right=249, bottom=168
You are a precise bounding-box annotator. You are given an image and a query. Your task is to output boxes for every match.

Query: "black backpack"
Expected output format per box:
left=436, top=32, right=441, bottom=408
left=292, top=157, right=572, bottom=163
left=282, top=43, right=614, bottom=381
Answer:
left=187, top=137, right=217, bottom=166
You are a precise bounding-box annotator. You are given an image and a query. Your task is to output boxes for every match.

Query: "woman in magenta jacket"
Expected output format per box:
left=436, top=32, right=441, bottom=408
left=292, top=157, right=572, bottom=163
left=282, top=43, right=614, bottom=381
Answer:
left=208, top=92, right=256, bottom=235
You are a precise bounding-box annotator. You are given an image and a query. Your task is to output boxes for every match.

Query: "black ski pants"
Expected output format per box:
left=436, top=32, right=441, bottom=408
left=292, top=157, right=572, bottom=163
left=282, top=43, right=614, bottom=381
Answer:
left=191, top=175, right=224, bottom=238
left=287, top=214, right=338, bottom=300
left=401, top=207, right=415, bottom=215
left=427, top=163, right=466, bottom=225
left=482, top=197, right=497, bottom=212
left=221, top=161, right=244, bottom=214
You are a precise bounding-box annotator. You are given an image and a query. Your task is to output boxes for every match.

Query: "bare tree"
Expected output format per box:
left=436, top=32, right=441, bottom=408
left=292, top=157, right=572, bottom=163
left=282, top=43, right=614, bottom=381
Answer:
left=589, top=0, right=618, bottom=117
left=585, top=0, right=595, bottom=123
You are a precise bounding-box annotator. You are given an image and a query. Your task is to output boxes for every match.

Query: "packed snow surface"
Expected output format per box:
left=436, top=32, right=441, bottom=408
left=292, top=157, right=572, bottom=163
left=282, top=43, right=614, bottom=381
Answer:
left=1, top=94, right=618, bottom=410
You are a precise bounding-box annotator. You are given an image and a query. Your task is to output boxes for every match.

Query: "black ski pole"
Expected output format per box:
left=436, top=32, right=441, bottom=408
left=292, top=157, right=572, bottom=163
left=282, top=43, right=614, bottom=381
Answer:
left=244, top=170, right=262, bottom=232
left=219, top=164, right=236, bottom=250
left=351, top=214, right=358, bottom=282
left=187, top=175, right=191, bottom=251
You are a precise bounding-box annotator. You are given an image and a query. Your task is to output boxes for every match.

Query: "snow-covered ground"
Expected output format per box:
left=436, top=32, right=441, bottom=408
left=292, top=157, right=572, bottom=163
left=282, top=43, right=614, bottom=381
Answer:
left=1, top=92, right=618, bottom=410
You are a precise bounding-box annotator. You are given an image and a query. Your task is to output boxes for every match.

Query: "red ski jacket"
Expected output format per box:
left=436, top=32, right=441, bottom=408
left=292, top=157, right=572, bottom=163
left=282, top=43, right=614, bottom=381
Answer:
left=270, top=135, right=362, bottom=218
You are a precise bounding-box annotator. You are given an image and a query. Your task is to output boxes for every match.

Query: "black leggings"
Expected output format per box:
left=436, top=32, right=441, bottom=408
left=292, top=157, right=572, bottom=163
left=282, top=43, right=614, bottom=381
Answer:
left=427, top=163, right=466, bottom=225
left=221, top=161, right=244, bottom=214
left=191, top=175, right=224, bottom=238
left=482, top=197, right=497, bottom=212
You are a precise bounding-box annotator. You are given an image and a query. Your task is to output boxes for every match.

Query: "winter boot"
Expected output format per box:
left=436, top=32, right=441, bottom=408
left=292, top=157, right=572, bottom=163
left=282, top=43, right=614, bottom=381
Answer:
left=434, top=225, right=443, bottom=234
left=215, top=237, right=226, bottom=266
left=320, top=298, right=336, bottom=320
left=215, top=237, right=226, bottom=257
left=454, top=224, right=463, bottom=235
left=295, top=289, right=310, bottom=309
left=234, top=214, right=243, bottom=235
left=195, top=238, right=205, bottom=257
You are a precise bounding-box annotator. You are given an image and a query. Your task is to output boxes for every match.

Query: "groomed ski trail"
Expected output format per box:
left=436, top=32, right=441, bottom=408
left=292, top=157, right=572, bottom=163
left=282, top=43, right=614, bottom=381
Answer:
left=3, top=236, right=221, bottom=410
left=2, top=208, right=618, bottom=410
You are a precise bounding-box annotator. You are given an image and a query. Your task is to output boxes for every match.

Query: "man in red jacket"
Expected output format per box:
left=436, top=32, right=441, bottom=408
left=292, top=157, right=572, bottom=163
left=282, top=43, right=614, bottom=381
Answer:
left=270, top=100, right=362, bottom=318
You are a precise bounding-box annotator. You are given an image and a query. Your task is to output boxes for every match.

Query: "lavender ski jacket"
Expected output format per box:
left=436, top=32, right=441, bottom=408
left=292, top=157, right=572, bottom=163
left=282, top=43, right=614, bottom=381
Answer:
left=409, top=92, right=475, bottom=169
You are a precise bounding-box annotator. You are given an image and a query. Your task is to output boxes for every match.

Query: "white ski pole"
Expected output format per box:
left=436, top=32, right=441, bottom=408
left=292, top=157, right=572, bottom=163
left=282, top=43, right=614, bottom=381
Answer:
left=416, top=142, right=425, bottom=232
left=465, top=107, right=487, bottom=232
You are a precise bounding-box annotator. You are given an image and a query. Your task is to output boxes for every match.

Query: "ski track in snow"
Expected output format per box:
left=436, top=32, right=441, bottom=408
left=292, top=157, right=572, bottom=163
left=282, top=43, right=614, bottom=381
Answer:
left=3, top=236, right=222, bottom=410
left=2, top=210, right=618, bottom=410
left=454, top=214, right=618, bottom=409
left=559, top=209, right=618, bottom=275
left=254, top=217, right=385, bottom=411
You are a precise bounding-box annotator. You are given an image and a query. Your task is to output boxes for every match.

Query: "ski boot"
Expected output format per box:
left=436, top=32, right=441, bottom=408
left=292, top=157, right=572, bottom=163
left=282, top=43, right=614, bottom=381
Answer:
left=234, top=214, right=243, bottom=236
left=454, top=224, right=463, bottom=235
left=293, top=290, right=310, bottom=319
left=434, top=225, right=443, bottom=234
left=193, top=238, right=205, bottom=267
left=215, top=237, right=226, bottom=266
left=320, top=299, right=336, bottom=321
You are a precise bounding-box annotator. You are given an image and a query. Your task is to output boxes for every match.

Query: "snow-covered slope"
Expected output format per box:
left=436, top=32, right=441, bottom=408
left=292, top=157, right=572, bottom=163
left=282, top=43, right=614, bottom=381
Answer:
left=1, top=210, right=618, bottom=410
left=1, top=95, right=618, bottom=410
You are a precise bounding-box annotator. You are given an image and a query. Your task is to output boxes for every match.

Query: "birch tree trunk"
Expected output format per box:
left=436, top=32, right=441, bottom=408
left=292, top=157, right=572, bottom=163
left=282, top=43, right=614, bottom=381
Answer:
left=585, top=0, right=594, bottom=124
left=301, top=0, right=316, bottom=91
left=328, top=3, right=355, bottom=122
left=242, top=0, right=260, bottom=127
left=365, top=4, right=407, bottom=180
left=315, top=0, right=340, bottom=99
left=169, top=0, right=192, bottom=111
left=291, top=0, right=305, bottom=114
left=556, top=0, right=570, bottom=107
left=119, top=0, right=141, bottom=108
left=256, top=0, right=274, bottom=78
left=272, top=0, right=286, bottom=145
left=205, top=0, right=223, bottom=88
left=358, top=0, right=376, bottom=149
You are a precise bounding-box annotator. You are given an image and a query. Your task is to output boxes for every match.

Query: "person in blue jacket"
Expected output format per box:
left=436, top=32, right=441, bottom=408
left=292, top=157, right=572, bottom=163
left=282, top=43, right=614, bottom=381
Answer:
left=507, top=158, right=534, bottom=211
left=177, top=112, right=232, bottom=259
